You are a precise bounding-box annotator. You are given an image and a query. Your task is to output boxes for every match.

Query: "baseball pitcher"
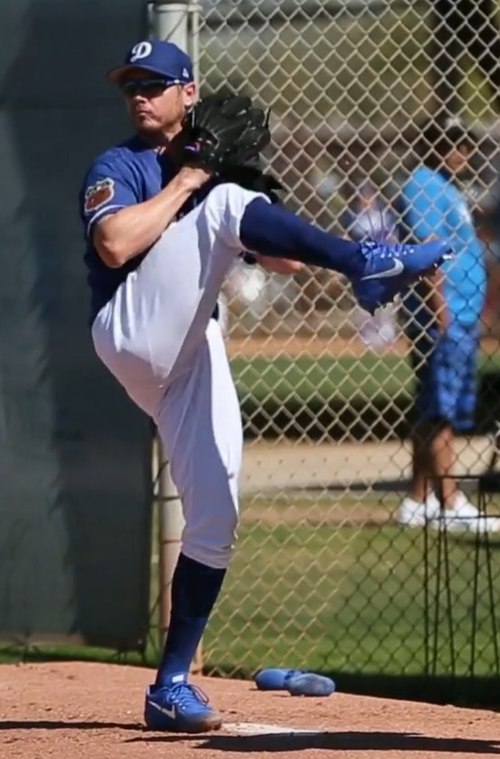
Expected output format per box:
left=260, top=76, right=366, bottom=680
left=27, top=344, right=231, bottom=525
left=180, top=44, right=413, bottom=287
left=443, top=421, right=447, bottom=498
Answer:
left=79, top=39, right=451, bottom=733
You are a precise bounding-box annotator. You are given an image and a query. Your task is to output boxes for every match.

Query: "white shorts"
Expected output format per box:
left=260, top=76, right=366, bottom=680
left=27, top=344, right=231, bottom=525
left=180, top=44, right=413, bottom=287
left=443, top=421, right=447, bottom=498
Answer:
left=91, top=184, right=264, bottom=567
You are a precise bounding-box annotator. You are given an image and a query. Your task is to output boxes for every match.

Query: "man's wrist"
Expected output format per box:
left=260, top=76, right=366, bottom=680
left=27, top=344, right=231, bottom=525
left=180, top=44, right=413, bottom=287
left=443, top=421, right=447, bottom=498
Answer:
left=177, top=166, right=212, bottom=191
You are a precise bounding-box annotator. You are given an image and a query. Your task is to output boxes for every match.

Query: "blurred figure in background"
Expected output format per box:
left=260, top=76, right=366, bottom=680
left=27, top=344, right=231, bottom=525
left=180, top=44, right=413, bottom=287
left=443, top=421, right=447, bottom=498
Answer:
left=396, top=119, right=497, bottom=531
left=340, top=180, right=398, bottom=350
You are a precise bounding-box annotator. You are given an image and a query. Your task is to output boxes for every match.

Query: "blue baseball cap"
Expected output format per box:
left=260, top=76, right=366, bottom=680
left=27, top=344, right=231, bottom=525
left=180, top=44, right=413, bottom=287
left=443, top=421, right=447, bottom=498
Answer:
left=107, top=40, right=194, bottom=85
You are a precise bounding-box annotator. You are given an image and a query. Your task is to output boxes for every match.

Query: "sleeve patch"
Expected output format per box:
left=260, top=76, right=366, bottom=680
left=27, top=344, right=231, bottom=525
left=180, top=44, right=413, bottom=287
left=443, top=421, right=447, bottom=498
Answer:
left=84, top=178, right=115, bottom=215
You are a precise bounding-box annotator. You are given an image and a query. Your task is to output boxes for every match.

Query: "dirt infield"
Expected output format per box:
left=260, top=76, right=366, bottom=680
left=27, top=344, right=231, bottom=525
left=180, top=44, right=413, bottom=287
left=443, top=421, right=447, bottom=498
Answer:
left=226, top=334, right=500, bottom=359
left=2, top=663, right=499, bottom=759
left=227, top=334, right=408, bottom=359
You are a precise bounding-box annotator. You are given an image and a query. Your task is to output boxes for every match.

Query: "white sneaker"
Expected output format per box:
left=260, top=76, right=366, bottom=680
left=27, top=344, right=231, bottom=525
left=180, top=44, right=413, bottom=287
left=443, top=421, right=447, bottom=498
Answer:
left=395, top=493, right=441, bottom=527
left=436, top=492, right=500, bottom=534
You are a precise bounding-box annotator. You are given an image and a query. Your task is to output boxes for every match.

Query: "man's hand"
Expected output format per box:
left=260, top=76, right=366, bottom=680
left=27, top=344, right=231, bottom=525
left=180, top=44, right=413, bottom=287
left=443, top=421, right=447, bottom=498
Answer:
left=177, top=165, right=212, bottom=192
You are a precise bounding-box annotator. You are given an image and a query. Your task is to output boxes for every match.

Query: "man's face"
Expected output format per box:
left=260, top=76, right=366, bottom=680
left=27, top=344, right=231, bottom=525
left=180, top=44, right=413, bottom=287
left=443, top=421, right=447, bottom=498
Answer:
left=119, top=67, right=196, bottom=138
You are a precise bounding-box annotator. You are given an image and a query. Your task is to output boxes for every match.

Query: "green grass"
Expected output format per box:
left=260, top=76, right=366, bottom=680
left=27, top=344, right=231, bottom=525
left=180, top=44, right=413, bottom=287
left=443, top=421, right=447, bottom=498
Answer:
left=232, top=353, right=413, bottom=404
left=231, top=350, right=500, bottom=439
left=205, top=501, right=500, bottom=680
left=3, top=493, right=499, bottom=706
left=231, top=350, right=500, bottom=405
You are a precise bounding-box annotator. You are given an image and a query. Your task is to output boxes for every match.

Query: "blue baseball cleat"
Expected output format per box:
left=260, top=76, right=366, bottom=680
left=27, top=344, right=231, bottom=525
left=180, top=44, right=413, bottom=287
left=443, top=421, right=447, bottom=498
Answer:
left=287, top=672, right=336, bottom=697
left=352, top=239, right=453, bottom=314
left=255, top=668, right=335, bottom=696
left=255, top=667, right=307, bottom=690
left=144, top=680, right=222, bottom=733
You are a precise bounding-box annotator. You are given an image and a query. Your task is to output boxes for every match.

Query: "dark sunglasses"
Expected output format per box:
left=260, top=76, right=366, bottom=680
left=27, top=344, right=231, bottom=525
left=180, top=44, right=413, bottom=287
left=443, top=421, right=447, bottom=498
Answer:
left=119, top=78, right=181, bottom=97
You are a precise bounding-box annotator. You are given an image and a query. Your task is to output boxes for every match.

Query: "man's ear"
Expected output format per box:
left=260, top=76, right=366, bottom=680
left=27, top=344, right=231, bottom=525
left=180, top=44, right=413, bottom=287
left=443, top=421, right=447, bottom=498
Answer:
left=182, top=82, right=197, bottom=109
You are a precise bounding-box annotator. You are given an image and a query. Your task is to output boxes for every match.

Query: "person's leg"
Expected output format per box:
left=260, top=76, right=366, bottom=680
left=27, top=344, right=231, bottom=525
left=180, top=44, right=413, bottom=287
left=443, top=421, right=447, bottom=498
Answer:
left=144, top=320, right=242, bottom=732
left=406, top=420, right=459, bottom=512
left=408, top=419, right=436, bottom=505
left=91, top=192, right=251, bottom=731
left=428, top=327, right=472, bottom=511
left=238, top=195, right=451, bottom=314
left=413, top=331, right=459, bottom=509
left=397, top=332, right=445, bottom=526
left=404, top=419, right=457, bottom=518
left=440, top=326, right=499, bottom=531
left=454, top=326, right=480, bottom=436
left=428, top=422, right=459, bottom=508
left=92, top=184, right=451, bottom=410
left=417, top=326, right=498, bottom=530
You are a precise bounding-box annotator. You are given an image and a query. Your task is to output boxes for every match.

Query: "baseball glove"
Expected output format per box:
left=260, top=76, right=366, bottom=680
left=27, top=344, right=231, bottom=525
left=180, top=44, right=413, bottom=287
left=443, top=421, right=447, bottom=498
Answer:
left=180, top=92, right=272, bottom=173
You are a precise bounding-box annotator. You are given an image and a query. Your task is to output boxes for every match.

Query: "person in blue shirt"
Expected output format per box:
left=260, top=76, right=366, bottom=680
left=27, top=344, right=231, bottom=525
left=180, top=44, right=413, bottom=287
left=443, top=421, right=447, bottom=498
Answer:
left=396, top=119, right=498, bottom=532
left=79, top=39, right=451, bottom=734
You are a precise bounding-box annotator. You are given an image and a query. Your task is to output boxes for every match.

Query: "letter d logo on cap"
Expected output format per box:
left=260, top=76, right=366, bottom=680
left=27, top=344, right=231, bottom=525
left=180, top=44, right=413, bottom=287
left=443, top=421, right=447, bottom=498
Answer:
left=129, top=41, right=152, bottom=62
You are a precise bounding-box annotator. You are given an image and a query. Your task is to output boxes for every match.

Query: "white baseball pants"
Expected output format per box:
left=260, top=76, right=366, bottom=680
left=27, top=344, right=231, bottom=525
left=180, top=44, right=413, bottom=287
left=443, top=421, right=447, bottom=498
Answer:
left=91, top=184, right=265, bottom=568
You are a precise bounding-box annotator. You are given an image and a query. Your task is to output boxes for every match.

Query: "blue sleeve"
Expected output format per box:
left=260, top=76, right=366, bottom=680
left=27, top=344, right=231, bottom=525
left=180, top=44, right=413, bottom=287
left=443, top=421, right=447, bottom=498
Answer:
left=80, top=157, right=139, bottom=238
left=402, top=172, right=447, bottom=241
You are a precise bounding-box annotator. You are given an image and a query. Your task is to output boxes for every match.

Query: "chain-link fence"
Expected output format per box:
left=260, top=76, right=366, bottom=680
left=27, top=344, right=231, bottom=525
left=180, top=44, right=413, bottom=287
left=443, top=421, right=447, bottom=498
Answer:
left=193, top=0, right=500, bottom=688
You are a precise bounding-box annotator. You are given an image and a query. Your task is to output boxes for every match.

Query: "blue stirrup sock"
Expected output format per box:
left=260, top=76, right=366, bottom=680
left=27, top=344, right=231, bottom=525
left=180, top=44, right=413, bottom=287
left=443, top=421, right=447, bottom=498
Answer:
left=155, top=553, right=226, bottom=688
left=239, top=198, right=365, bottom=276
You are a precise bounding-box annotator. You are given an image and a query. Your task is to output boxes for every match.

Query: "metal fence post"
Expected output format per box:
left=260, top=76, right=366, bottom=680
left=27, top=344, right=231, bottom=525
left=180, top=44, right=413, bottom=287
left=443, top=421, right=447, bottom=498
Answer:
left=152, top=1, right=200, bottom=77
left=150, top=0, right=202, bottom=674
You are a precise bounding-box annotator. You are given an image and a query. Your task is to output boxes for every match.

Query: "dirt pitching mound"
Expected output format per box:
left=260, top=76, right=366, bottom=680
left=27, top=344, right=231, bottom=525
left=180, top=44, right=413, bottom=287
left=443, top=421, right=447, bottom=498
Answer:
left=1, top=662, right=499, bottom=759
